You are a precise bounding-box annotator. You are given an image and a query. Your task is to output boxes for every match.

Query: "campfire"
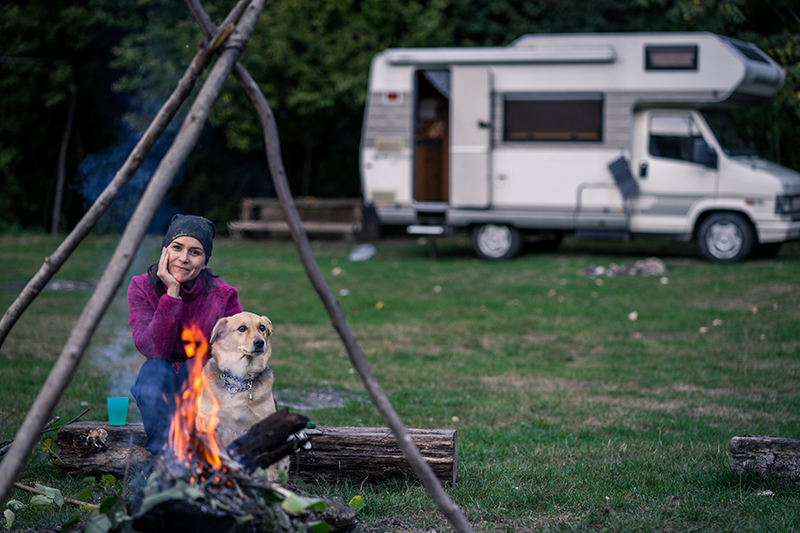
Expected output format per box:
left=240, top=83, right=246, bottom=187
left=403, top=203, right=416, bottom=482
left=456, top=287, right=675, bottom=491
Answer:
left=120, top=325, right=355, bottom=533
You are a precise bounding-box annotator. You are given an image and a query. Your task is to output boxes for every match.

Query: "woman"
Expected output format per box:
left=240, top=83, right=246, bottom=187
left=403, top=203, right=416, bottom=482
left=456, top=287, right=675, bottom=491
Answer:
left=128, top=214, right=242, bottom=454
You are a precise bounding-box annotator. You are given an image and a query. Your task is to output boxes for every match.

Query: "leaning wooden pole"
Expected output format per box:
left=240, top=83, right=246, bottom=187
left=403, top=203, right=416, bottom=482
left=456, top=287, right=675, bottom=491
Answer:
left=186, top=2, right=473, bottom=531
left=0, top=0, right=252, bottom=350
left=0, top=0, right=265, bottom=504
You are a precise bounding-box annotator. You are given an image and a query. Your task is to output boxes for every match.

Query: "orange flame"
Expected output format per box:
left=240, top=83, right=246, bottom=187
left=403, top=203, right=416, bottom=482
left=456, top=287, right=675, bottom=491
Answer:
left=167, top=324, right=224, bottom=470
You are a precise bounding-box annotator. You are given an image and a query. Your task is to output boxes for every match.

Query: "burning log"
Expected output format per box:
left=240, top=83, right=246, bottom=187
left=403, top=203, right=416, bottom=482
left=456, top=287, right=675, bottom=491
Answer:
left=126, top=409, right=357, bottom=533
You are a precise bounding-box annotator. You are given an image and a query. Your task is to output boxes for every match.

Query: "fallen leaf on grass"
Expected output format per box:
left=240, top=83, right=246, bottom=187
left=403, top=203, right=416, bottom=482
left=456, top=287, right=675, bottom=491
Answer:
left=348, top=495, right=366, bottom=512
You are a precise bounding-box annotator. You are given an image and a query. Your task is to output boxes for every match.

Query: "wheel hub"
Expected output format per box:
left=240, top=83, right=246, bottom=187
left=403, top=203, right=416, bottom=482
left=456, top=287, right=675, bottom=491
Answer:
left=706, top=221, right=742, bottom=260
left=477, top=224, right=512, bottom=258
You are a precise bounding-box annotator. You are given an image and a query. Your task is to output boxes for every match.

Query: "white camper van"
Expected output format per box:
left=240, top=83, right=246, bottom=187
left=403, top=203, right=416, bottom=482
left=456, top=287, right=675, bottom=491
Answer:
left=359, top=32, right=800, bottom=262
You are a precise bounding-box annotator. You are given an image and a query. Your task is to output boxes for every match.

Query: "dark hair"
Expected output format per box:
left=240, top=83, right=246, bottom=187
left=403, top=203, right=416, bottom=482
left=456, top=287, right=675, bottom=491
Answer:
left=147, top=263, right=220, bottom=296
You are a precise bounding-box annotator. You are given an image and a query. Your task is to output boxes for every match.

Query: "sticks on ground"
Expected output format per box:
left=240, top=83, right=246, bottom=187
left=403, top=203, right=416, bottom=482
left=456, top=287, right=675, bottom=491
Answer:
left=0, top=408, right=89, bottom=458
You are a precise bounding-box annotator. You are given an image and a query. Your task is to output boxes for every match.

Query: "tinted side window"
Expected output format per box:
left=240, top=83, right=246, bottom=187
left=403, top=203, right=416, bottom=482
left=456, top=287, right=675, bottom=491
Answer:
left=504, top=94, right=603, bottom=142
left=645, top=45, right=698, bottom=70
left=649, top=115, right=703, bottom=162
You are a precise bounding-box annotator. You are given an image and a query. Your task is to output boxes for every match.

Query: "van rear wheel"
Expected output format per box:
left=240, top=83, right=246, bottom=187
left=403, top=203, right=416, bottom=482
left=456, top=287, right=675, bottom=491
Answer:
left=472, top=224, right=523, bottom=260
left=698, top=213, right=754, bottom=263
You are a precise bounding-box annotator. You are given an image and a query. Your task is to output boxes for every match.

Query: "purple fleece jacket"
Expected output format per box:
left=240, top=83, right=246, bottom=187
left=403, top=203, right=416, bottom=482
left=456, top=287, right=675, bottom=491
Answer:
left=127, top=272, right=242, bottom=371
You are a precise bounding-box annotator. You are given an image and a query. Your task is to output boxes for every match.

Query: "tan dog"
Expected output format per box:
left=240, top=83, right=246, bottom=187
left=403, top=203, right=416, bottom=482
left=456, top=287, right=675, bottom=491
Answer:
left=197, top=312, right=285, bottom=475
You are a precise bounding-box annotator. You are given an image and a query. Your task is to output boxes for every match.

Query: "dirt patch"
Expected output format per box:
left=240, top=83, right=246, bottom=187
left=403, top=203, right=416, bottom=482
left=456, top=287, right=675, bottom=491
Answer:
left=274, top=387, right=357, bottom=411
left=0, top=279, right=98, bottom=291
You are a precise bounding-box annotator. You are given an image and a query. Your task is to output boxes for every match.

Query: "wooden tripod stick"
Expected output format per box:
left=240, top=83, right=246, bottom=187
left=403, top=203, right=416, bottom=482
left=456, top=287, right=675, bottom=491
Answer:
left=0, top=0, right=265, bottom=505
left=184, top=2, right=474, bottom=531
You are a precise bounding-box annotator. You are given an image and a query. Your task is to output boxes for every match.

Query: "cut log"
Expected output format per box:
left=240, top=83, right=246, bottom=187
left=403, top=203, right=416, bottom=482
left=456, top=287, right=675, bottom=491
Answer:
left=729, top=435, right=800, bottom=485
left=57, top=422, right=458, bottom=483
left=57, top=421, right=151, bottom=476
left=292, top=426, right=457, bottom=484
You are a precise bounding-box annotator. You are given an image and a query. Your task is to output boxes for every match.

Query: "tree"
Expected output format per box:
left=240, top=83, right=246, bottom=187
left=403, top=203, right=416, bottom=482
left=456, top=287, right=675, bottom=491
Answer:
left=109, top=0, right=450, bottom=211
left=0, top=0, right=139, bottom=232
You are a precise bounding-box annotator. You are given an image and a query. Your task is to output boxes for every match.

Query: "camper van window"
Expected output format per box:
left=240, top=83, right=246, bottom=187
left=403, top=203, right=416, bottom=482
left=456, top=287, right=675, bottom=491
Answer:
left=503, top=93, right=603, bottom=142
left=702, top=110, right=760, bottom=157
left=645, top=45, right=698, bottom=70
left=648, top=115, right=704, bottom=162
left=727, top=42, right=770, bottom=64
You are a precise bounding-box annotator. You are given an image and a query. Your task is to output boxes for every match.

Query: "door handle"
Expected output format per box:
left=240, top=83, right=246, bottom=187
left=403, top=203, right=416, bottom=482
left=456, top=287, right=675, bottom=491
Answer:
left=639, top=161, right=648, bottom=178
left=477, top=120, right=491, bottom=129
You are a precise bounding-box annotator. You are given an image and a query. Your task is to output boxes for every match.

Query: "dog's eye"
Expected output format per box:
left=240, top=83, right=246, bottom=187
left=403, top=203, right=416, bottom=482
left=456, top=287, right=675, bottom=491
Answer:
left=237, top=325, right=247, bottom=332
left=258, top=324, right=266, bottom=332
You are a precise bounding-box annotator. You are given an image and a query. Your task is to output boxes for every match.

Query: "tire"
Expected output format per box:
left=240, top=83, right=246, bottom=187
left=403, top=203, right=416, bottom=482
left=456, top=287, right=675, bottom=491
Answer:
left=471, top=223, right=524, bottom=260
left=697, top=212, right=755, bottom=263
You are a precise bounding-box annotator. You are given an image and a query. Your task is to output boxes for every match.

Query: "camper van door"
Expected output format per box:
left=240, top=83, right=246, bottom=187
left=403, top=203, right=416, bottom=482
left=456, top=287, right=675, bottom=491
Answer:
left=631, top=110, right=719, bottom=234
left=449, top=67, right=492, bottom=208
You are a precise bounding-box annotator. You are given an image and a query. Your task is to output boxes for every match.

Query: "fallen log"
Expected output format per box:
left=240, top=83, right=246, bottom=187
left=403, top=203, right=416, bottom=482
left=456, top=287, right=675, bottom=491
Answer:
left=57, top=421, right=458, bottom=483
left=729, top=435, right=800, bottom=485
left=293, top=426, right=458, bottom=484
left=57, top=421, right=150, bottom=476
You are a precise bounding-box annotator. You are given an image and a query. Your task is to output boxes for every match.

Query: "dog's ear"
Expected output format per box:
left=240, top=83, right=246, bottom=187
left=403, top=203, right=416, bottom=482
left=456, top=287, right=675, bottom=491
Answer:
left=260, top=316, right=273, bottom=336
left=210, top=317, right=229, bottom=345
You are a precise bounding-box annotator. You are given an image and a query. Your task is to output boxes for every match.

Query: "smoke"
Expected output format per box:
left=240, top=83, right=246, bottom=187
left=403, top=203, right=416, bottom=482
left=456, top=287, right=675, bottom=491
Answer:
left=86, top=235, right=160, bottom=405
left=72, top=121, right=184, bottom=234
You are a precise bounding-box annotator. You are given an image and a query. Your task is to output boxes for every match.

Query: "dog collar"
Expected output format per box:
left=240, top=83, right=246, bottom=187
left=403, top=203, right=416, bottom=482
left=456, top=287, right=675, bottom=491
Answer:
left=219, top=368, right=270, bottom=400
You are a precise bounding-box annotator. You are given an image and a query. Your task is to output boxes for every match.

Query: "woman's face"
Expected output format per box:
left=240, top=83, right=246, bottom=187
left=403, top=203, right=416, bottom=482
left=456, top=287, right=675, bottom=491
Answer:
left=166, top=236, right=206, bottom=286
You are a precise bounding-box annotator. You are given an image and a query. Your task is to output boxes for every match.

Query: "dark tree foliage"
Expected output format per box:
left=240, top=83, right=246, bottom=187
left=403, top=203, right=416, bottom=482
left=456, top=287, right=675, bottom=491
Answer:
left=0, top=0, right=141, bottom=232
left=1, top=0, right=799, bottom=231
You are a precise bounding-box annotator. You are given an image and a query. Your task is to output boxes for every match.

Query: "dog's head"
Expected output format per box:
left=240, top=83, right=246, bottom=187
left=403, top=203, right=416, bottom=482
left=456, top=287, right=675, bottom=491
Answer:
left=210, top=312, right=273, bottom=375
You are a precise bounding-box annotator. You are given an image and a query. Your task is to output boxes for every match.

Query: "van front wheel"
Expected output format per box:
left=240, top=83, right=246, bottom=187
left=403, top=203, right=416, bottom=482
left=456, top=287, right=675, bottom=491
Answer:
left=698, top=213, right=754, bottom=263
left=472, top=224, right=523, bottom=260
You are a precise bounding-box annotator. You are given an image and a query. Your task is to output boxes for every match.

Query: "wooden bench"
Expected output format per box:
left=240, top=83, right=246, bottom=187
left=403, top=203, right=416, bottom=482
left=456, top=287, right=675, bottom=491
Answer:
left=227, top=198, right=363, bottom=240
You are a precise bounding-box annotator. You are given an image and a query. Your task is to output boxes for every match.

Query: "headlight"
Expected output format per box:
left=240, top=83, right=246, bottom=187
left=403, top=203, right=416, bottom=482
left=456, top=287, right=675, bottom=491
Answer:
left=775, top=195, right=800, bottom=215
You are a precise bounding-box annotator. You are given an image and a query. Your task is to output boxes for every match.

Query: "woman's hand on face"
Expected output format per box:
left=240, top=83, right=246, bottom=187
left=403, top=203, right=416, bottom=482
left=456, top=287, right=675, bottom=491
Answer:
left=157, top=247, right=181, bottom=298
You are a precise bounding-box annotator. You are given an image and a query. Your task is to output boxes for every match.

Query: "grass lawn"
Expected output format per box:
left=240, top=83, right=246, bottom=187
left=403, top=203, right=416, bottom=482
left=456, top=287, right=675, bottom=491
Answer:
left=1, top=232, right=799, bottom=532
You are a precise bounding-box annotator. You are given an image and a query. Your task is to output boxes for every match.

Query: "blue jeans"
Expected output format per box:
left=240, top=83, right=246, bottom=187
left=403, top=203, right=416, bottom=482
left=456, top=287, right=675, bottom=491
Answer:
left=130, top=359, right=200, bottom=454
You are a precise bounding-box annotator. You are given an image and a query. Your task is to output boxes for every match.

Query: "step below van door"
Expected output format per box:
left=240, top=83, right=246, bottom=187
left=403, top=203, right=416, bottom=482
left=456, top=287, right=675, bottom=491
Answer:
left=631, top=110, right=719, bottom=234
left=449, top=67, right=492, bottom=208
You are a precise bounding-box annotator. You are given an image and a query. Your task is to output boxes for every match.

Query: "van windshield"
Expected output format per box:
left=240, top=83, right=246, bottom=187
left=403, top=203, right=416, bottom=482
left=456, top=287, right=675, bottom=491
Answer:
left=701, top=110, right=760, bottom=157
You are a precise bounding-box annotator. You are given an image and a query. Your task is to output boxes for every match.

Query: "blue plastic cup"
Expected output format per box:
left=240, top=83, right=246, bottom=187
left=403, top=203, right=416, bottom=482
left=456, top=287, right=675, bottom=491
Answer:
left=107, top=397, right=129, bottom=426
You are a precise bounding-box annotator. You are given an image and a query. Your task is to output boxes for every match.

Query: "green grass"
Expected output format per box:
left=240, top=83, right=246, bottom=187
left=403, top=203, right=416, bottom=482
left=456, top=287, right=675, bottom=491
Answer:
left=2, top=232, right=800, bottom=532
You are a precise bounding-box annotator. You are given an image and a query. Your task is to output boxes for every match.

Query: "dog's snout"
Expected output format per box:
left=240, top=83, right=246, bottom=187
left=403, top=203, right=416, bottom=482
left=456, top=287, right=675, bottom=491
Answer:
left=253, top=338, right=265, bottom=350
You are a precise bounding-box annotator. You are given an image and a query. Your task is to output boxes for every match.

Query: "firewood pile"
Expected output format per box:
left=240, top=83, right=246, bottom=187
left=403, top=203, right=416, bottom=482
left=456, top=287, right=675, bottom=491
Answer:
left=120, top=409, right=355, bottom=533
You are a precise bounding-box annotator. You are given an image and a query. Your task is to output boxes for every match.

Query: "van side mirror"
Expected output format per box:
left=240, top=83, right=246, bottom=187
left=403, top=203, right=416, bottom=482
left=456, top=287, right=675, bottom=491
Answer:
left=692, top=138, right=718, bottom=169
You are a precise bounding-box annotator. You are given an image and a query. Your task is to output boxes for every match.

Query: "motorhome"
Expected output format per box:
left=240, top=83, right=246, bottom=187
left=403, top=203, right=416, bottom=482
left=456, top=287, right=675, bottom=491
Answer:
left=359, top=32, right=800, bottom=262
